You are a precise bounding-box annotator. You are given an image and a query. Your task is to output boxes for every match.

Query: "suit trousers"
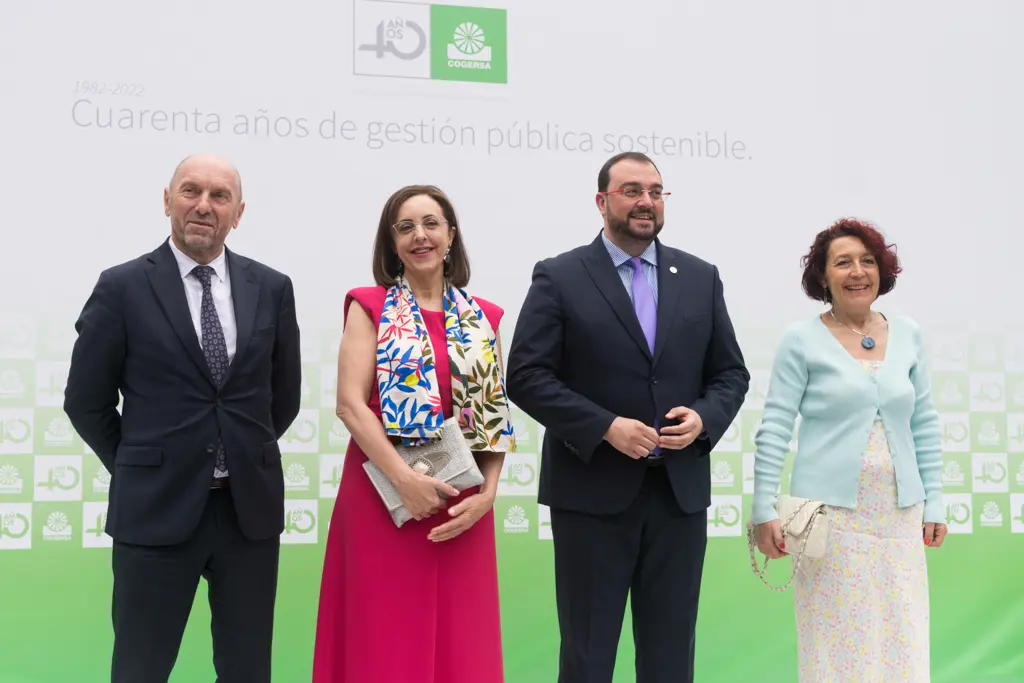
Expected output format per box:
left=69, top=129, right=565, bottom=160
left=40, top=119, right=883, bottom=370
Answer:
left=109, top=485, right=280, bottom=683
left=550, top=463, right=708, bottom=683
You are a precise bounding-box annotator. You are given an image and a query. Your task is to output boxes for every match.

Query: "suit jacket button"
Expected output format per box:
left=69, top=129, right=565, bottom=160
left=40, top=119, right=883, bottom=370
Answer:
left=206, top=445, right=215, bottom=454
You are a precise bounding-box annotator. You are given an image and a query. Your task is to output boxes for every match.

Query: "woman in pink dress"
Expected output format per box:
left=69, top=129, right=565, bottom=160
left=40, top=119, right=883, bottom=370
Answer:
left=312, top=185, right=515, bottom=683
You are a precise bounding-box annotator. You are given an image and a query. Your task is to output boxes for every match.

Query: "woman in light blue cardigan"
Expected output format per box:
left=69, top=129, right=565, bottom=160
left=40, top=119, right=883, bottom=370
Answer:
left=751, top=218, right=946, bottom=683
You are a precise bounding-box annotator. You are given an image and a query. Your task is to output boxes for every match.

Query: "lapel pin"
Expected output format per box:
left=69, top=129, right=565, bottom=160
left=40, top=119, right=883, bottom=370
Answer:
left=669, top=266, right=678, bottom=274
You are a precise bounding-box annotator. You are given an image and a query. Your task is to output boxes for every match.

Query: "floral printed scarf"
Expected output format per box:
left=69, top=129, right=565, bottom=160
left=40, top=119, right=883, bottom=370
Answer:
left=376, top=278, right=516, bottom=453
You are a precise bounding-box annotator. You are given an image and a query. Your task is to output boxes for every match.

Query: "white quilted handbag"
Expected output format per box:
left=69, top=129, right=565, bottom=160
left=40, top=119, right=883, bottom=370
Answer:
left=747, top=494, right=829, bottom=592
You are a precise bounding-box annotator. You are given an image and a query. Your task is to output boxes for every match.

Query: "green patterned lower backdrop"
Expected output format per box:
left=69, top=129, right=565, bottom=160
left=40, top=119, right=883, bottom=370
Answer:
left=1, top=317, right=1022, bottom=682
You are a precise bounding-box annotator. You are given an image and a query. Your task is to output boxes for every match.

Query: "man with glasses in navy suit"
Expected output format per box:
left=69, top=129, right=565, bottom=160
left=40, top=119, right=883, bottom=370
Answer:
left=507, top=151, right=749, bottom=683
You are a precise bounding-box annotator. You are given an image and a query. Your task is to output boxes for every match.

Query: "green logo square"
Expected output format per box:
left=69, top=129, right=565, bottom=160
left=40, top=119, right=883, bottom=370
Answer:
left=710, top=452, right=742, bottom=494
left=972, top=454, right=1009, bottom=493
left=943, top=494, right=974, bottom=532
left=969, top=372, right=1005, bottom=412
left=707, top=496, right=744, bottom=535
left=942, top=453, right=971, bottom=492
left=283, top=454, right=319, bottom=499
left=0, top=502, right=33, bottom=548
left=430, top=4, right=507, bottom=83
left=496, top=453, right=538, bottom=496
left=971, top=412, right=1006, bottom=452
left=34, top=408, right=83, bottom=455
left=494, top=497, right=535, bottom=537
left=33, top=502, right=80, bottom=547
left=282, top=500, right=320, bottom=544
left=933, top=373, right=970, bottom=412
left=0, top=455, right=33, bottom=502
left=279, top=409, right=319, bottom=454
left=34, top=455, right=84, bottom=501
left=0, top=360, right=34, bottom=407
left=975, top=494, right=1009, bottom=534
left=939, top=413, right=970, bottom=452
left=81, top=504, right=109, bottom=540
left=319, top=409, right=351, bottom=453
left=0, top=410, right=34, bottom=454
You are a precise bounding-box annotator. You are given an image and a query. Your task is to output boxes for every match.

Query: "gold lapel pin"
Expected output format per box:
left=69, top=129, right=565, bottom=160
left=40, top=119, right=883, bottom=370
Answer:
left=669, top=266, right=678, bottom=274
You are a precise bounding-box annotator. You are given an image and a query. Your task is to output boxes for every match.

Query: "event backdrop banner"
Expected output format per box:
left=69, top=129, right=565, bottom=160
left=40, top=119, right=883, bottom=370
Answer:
left=1, top=0, right=1022, bottom=681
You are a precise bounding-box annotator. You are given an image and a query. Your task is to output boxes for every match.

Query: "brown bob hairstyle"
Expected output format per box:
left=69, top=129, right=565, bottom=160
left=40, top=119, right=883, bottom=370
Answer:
left=371, top=185, right=471, bottom=289
left=800, top=217, right=902, bottom=303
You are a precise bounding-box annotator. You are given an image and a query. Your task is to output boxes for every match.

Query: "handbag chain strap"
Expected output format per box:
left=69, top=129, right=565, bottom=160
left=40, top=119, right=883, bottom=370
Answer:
left=746, top=500, right=822, bottom=593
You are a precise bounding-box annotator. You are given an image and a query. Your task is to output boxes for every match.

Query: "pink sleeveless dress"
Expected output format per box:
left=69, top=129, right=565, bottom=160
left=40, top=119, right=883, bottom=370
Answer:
left=312, top=285, right=506, bottom=683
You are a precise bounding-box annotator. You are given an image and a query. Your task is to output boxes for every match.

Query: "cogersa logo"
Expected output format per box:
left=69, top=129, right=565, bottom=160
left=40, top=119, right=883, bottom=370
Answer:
left=354, top=1, right=507, bottom=84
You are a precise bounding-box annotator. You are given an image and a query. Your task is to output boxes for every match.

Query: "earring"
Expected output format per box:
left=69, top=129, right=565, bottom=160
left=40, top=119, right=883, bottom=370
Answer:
left=444, top=245, right=451, bottom=262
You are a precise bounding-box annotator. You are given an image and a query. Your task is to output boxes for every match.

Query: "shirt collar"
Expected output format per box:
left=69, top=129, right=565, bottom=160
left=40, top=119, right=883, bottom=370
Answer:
left=167, top=237, right=228, bottom=283
left=601, top=232, right=658, bottom=269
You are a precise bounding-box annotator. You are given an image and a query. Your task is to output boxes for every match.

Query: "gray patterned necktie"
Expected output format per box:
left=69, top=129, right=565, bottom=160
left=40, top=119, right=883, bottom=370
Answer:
left=192, top=265, right=228, bottom=478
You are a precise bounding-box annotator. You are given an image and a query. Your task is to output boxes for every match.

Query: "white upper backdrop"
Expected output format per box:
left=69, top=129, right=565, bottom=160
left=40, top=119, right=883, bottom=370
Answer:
left=1, top=0, right=1021, bottom=359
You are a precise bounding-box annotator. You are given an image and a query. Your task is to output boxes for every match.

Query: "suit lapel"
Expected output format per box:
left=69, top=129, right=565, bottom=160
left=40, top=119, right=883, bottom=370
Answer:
left=145, top=242, right=215, bottom=386
left=581, top=236, right=652, bottom=359
left=222, top=249, right=260, bottom=385
left=652, top=244, right=684, bottom=366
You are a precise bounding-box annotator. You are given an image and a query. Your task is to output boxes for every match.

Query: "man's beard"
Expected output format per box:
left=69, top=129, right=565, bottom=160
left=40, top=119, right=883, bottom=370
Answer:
left=608, top=211, right=663, bottom=242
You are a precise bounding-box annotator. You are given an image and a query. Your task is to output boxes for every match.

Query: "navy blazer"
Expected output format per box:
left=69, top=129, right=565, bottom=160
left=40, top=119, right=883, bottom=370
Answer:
left=63, top=240, right=302, bottom=545
left=506, top=233, right=750, bottom=515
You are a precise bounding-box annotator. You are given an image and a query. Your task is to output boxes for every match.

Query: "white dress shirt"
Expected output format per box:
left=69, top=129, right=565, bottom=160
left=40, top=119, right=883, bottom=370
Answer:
left=167, top=237, right=237, bottom=363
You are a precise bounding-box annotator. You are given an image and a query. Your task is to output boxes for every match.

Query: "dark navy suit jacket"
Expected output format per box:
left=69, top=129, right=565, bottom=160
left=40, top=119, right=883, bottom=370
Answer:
left=63, top=240, right=302, bottom=546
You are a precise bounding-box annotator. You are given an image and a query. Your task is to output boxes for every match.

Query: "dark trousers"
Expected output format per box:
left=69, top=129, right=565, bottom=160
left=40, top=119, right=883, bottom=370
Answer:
left=110, top=487, right=280, bottom=683
left=550, top=464, right=708, bottom=683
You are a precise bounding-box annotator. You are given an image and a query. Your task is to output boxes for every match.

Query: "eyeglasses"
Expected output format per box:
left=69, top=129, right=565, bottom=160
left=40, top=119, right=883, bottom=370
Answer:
left=603, top=188, right=671, bottom=201
left=392, top=215, right=448, bottom=238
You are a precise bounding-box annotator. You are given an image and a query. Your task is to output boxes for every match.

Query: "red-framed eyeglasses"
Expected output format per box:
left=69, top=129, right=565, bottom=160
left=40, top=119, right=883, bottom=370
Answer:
left=602, top=188, right=670, bottom=201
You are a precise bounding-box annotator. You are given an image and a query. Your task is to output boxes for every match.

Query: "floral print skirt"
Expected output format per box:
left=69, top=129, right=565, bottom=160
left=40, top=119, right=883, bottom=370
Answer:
left=793, top=416, right=930, bottom=682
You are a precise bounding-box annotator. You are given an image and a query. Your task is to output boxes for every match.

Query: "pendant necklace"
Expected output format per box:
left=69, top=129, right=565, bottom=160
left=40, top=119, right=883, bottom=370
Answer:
left=830, top=310, right=877, bottom=349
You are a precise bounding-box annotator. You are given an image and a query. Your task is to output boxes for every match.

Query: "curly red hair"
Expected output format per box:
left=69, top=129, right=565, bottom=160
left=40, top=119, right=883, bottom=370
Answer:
left=800, top=218, right=902, bottom=303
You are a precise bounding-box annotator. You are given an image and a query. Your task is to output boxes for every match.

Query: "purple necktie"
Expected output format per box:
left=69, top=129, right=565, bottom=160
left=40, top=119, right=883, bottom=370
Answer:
left=631, top=257, right=660, bottom=456
left=630, top=257, right=656, bottom=352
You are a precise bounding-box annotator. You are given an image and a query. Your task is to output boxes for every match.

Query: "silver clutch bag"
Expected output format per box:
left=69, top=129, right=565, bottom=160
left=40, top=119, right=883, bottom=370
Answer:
left=363, top=416, right=485, bottom=528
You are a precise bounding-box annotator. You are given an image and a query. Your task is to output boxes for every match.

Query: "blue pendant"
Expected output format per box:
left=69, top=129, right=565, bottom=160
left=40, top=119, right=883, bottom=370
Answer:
left=861, top=336, right=876, bottom=349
